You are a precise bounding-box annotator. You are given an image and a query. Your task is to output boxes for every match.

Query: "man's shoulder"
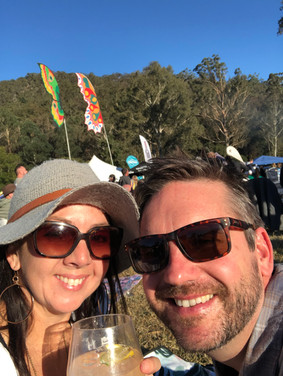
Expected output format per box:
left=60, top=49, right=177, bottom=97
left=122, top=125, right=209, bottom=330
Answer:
left=119, top=176, right=131, bottom=185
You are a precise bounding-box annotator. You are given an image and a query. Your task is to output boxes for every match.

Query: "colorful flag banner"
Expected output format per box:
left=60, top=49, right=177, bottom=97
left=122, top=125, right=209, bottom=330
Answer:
left=76, top=73, right=104, bottom=133
left=139, top=135, right=152, bottom=162
left=38, top=63, right=64, bottom=127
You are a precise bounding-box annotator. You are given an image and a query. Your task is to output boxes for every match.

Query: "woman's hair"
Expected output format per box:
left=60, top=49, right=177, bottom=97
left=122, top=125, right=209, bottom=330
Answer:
left=134, top=155, right=264, bottom=250
left=0, top=236, right=127, bottom=375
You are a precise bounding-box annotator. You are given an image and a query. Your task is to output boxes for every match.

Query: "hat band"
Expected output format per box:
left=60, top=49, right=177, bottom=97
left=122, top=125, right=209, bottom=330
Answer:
left=8, top=189, right=72, bottom=223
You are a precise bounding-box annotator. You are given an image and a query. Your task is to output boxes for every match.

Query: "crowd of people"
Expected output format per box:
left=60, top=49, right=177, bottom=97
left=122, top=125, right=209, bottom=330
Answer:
left=0, top=154, right=281, bottom=376
left=108, top=168, right=140, bottom=193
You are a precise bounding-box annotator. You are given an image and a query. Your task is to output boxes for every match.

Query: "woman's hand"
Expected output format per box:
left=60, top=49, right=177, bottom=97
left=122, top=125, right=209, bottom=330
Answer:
left=140, top=356, right=161, bottom=375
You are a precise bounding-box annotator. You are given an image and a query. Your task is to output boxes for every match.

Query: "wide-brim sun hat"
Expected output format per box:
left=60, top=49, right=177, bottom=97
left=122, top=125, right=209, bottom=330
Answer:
left=0, top=159, right=140, bottom=273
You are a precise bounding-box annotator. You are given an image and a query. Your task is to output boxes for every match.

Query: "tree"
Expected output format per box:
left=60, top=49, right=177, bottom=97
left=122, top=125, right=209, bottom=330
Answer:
left=0, top=106, right=21, bottom=153
left=278, top=0, right=283, bottom=34
left=193, top=56, right=251, bottom=149
left=0, top=147, right=20, bottom=186
left=117, top=62, right=198, bottom=157
left=15, top=120, right=53, bottom=166
left=259, top=74, right=283, bottom=156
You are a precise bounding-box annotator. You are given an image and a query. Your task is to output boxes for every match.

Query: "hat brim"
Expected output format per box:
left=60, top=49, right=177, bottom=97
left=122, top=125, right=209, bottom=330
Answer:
left=0, top=182, right=139, bottom=273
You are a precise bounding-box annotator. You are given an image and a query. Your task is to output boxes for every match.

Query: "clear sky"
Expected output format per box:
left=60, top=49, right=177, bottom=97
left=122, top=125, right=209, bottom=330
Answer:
left=1, top=0, right=282, bottom=82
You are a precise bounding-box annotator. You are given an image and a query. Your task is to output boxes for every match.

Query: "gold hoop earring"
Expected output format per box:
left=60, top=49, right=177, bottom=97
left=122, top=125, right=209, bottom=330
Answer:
left=0, top=270, right=34, bottom=324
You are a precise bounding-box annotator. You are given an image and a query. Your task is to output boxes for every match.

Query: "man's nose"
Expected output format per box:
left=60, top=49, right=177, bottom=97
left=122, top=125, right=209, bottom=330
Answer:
left=162, top=241, right=202, bottom=285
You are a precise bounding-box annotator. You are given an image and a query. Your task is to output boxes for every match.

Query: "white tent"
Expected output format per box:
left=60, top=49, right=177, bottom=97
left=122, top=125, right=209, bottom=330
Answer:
left=88, top=155, right=122, bottom=182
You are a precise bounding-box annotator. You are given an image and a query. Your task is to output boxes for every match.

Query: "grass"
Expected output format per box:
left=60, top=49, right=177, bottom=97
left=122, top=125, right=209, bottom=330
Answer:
left=120, top=233, right=283, bottom=366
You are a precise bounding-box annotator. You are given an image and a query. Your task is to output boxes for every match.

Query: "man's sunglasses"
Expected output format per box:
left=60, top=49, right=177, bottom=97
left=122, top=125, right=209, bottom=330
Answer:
left=33, top=221, right=123, bottom=259
left=125, top=217, right=255, bottom=274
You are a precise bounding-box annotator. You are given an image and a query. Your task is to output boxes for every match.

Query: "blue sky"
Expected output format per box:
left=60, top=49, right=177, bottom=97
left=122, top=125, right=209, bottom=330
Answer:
left=1, top=0, right=282, bottom=82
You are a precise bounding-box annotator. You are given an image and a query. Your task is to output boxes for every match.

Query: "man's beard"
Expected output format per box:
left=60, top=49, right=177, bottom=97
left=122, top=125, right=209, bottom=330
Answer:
left=149, top=258, right=263, bottom=353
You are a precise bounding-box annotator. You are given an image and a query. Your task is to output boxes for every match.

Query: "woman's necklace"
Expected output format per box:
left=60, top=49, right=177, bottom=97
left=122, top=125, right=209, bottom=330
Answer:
left=26, top=346, right=38, bottom=376
left=26, top=324, right=70, bottom=376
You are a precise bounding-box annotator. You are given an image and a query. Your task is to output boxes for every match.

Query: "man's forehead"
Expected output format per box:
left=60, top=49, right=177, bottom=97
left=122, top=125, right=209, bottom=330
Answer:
left=151, top=179, right=228, bottom=201
left=139, top=179, right=236, bottom=233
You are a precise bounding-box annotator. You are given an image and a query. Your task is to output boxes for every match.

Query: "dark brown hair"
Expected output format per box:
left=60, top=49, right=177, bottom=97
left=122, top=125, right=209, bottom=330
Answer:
left=134, top=155, right=264, bottom=249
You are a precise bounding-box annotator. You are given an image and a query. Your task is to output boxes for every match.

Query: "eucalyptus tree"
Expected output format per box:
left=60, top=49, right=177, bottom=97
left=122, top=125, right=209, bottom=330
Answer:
left=117, top=62, right=198, bottom=157
left=278, top=0, right=283, bottom=34
left=0, top=106, right=21, bottom=153
left=193, top=55, right=251, bottom=149
left=258, top=74, right=283, bottom=156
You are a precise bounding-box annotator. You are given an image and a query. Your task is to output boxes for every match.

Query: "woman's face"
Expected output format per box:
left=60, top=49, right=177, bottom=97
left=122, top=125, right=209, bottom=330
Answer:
left=7, top=204, right=111, bottom=318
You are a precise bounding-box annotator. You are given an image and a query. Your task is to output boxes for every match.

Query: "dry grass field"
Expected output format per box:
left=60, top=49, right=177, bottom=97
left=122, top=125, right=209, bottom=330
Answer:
left=120, top=233, right=283, bottom=366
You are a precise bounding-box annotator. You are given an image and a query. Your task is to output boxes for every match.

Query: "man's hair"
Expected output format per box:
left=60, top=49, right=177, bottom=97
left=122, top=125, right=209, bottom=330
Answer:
left=134, top=155, right=264, bottom=250
left=122, top=168, right=128, bottom=175
left=14, top=163, right=25, bottom=174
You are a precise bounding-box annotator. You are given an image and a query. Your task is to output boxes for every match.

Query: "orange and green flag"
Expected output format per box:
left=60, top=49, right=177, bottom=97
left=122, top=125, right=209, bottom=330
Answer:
left=38, top=63, right=64, bottom=127
left=76, top=73, right=104, bottom=134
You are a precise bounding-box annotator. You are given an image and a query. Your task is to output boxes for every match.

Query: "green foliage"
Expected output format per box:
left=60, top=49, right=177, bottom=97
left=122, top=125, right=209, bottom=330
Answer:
left=278, top=0, right=283, bottom=35
left=256, top=73, right=283, bottom=156
left=0, top=57, right=281, bottom=178
left=0, top=147, right=20, bottom=187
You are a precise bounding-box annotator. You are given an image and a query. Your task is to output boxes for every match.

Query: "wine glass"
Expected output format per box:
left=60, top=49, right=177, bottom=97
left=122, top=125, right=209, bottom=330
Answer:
left=67, top=314, right=144, bottom=376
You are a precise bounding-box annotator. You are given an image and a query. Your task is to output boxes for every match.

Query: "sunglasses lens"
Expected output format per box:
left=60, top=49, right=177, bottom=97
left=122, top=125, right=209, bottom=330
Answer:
left=89, top=228, right=121, bottom=259
left=36, top=223, right=77, bottom=257
left=127, top=236, right=168, bottom=273
left=178, top=222, right=228, bottom=261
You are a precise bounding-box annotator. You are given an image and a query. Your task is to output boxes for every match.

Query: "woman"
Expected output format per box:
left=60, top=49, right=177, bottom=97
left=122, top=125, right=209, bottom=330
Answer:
left=0, top=159, right=157, bottom=376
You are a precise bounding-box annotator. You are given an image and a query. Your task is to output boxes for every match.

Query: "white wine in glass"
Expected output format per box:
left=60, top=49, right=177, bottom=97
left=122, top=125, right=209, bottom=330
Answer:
left=67, top=314, right=144, bottom=376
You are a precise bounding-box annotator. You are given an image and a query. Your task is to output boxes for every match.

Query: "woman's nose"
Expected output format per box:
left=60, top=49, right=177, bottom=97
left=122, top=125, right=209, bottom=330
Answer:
left=63, top=239, right=92, bottom=267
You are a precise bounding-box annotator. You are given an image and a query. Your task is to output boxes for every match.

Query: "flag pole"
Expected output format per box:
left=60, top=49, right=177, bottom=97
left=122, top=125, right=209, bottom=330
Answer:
left=103, top=124, right=114, bottom=165
left=63, top=119, right=72, bottom=160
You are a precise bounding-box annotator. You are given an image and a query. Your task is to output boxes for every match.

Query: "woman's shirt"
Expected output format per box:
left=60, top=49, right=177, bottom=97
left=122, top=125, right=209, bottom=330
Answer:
left=0, top=334, right=18, bottom=375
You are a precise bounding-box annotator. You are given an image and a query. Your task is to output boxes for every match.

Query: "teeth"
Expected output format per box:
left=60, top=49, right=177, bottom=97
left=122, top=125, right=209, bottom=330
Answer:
left=56, top=275, right=84, bottom=287
left=175, top=294, right=213, bottom=307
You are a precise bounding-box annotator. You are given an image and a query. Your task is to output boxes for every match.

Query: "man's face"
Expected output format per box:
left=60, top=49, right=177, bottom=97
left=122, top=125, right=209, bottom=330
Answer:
left=17, top=166, right=27, bottom=177
left=141, top=180, right=266, bottom=354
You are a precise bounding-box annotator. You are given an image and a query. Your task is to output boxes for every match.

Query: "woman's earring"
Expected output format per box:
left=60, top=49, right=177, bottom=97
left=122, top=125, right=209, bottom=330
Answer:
left=0, top=270, right=34, bottom=324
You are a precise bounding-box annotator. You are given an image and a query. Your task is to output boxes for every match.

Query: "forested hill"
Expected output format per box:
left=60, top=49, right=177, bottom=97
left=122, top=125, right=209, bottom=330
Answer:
left=0, top=56, right=282, bottom=185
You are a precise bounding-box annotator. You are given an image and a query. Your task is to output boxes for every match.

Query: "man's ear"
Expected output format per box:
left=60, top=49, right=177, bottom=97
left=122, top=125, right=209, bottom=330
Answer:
left=6, top=244, right=21, bottom=271
left=254, top=227, right=274, bottom=288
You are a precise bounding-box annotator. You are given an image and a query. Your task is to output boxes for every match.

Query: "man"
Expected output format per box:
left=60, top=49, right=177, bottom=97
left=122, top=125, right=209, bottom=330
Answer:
left=119, top=168, right=132, bottom=192
left=0, top=183, right=16, bottom=226
left=126, top=156, right=282, bottom=375
left=14, top=164, right=28, bottom=185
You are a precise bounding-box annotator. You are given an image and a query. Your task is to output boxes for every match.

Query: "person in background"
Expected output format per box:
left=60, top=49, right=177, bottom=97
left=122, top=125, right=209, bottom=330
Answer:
left=0, top=159, right=159, bottom=376
left=118, top=168, right=132, bottom=191
left=108, top=174, right=116, bottom=182
left=131, top=175, right=139, bottom=191
left=14, top=164, right=28, bottom=186
left=126, top=155, right=282, bottom=376
left=245, top=168, right=282, bottom=232
left=0, top=184, right=16, bottom=227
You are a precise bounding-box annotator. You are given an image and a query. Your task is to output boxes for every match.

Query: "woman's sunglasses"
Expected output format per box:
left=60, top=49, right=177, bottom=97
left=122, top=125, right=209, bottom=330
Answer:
left=125, top=217, right=255, bottom=274
left=33, top=221, right=123, bottom=259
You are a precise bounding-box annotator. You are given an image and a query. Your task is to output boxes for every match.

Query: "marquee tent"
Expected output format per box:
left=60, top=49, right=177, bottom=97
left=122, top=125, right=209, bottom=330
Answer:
left=252, top=155, right=283, bottom=166
left=88, top=155, right=122, bottom=182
